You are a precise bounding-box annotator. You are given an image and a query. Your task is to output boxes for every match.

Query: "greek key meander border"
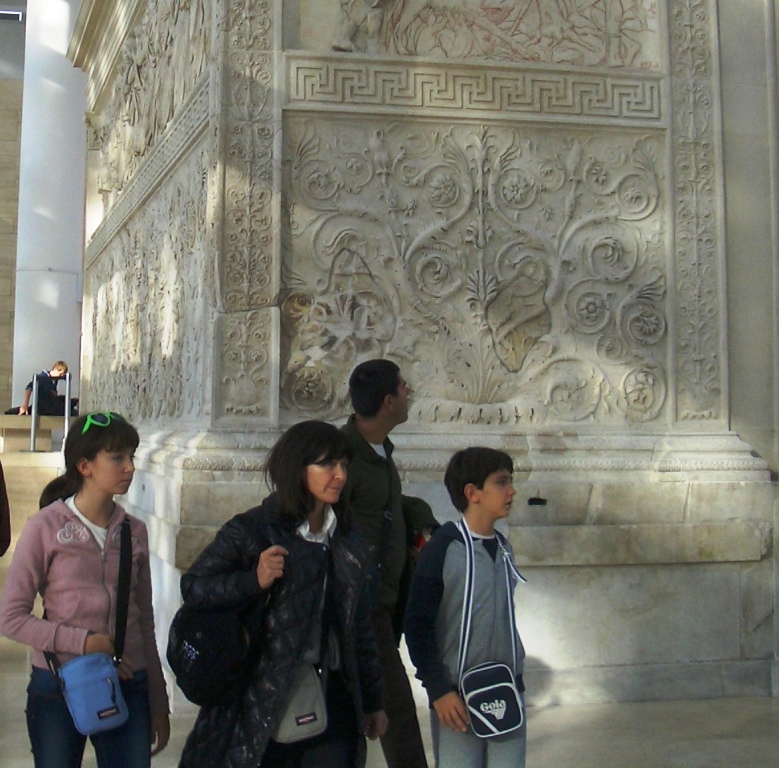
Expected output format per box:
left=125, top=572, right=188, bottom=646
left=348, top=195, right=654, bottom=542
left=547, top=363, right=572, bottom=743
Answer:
left=85, top=73, right=211, bottom=267
left=285, top=54, right=665, bottom=125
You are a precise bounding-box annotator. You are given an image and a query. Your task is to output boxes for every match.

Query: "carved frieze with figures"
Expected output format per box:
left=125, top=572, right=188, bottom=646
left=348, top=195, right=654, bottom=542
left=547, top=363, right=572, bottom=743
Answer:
left=83, top=145, right=214, bottom=419
left=88, top=0, right=212, bottom=213
left=331, top=0, right=662, bottom=68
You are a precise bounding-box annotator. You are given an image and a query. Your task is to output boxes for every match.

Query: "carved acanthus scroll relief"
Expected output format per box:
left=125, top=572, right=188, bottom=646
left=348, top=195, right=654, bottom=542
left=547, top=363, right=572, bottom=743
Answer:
left=83, top=148, right=213, bottom=420
left=219, top=310, right=275, bottom=416
left=670, top=0, right=722, bottom=420
left=87, top=0, right=213, bottom=216
left=280, top=121, right=668, bottom=425
left=333, top=0, right=661, bottom=69
left=219, top=0, right=277, bottom=316
left=213, top=0, right=278, bottom=419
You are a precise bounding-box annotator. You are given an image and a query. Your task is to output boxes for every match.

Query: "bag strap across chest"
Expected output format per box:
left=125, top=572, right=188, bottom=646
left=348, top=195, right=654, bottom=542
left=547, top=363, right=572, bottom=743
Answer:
left=455, top=519, right=525, bottom=686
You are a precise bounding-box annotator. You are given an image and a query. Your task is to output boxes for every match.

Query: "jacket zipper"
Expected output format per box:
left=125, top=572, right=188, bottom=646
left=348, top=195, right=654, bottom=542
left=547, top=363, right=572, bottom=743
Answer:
left=91, top=522, right=114, bottom=636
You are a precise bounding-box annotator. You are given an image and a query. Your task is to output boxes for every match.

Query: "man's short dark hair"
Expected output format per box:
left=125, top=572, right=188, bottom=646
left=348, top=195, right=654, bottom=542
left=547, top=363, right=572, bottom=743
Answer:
left=348, top=359, right=401, bottom=417
left=444, top=447, right=514, bottom=512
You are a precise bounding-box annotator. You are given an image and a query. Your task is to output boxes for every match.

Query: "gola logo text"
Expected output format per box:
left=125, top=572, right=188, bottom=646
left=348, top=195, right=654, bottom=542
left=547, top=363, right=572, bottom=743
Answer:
left=480, top=699, right=507, bottom=720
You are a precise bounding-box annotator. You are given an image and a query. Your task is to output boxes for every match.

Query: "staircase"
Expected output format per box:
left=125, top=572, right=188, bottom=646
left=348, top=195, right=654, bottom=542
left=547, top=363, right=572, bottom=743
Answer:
left=0, top=451, right=62, bottom=598
left=2, top=452, right=63, bottom=552
left=0, top=415, right=68, bottom=558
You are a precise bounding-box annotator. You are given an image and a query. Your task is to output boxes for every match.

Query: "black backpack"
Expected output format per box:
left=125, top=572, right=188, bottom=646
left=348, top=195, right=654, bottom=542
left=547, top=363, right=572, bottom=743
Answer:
left=166, top=603, right=251, bottom=707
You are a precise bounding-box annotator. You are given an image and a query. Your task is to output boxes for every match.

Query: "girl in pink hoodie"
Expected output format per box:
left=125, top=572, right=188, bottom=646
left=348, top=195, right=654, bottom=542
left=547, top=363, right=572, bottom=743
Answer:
left=0, top=412, right=170, bottom=768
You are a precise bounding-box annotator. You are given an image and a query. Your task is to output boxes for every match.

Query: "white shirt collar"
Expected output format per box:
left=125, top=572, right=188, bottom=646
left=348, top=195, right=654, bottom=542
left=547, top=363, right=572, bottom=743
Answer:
left=297, top=505, right=338, bottom=544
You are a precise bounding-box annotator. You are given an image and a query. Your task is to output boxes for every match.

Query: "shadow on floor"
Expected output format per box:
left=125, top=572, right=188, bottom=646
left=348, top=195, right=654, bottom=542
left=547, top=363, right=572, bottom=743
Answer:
left=1, top=635, right=778, bottom=768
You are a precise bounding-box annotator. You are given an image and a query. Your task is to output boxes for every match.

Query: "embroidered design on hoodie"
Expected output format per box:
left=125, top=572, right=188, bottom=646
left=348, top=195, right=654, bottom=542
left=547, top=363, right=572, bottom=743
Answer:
left=57, top=520, right=91, bottom=544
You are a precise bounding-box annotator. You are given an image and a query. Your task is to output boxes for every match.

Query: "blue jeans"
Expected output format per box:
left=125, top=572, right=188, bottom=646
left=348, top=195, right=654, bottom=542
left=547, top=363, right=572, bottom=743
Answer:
left=26, top=666, right=152, bottom=768
left=430, top=693, right=526, bottom=768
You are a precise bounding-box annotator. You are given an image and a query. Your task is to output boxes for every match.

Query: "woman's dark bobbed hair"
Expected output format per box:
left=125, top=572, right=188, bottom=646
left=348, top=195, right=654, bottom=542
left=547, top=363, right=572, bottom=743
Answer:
left=39, top=412, right=139, bottom=508
left=264, top=420, right=352, bottom=526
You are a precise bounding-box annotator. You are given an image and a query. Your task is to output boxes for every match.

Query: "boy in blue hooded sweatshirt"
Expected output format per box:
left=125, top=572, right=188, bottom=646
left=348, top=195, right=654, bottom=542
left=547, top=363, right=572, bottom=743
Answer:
left=404, top=447, right=526, bottom=768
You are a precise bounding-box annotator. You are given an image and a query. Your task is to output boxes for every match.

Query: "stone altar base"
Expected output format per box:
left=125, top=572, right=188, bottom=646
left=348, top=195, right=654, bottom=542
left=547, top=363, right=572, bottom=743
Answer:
left=119, top=428, right=776, bottom=710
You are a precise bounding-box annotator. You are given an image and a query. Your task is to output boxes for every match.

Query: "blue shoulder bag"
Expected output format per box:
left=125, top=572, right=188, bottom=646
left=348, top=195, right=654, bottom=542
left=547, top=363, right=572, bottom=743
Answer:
left=45, top=520, right=132, bottom=736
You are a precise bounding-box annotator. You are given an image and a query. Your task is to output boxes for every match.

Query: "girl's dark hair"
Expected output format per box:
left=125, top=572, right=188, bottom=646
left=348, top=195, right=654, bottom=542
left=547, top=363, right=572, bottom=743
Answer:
left=264, top=420, right=353, bottom=526
left=39, top=412, right=140, bottom=508
left=444, top=447, right=514, bottom=512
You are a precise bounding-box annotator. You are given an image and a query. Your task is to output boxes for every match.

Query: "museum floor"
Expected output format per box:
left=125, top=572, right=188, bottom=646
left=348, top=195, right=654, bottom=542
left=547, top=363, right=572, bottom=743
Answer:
left=1, top=636, right=778, bottom=768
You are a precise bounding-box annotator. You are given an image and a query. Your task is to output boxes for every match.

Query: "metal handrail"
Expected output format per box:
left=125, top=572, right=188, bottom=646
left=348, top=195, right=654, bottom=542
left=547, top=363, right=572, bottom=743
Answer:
left=29, top=374, right=39, bottom=451
left=29, top=372, right=72, bottom=452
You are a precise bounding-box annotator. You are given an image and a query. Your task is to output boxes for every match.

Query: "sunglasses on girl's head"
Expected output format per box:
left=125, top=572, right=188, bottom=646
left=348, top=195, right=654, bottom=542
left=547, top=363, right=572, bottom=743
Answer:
left=81, top=412, right=126, bottom=435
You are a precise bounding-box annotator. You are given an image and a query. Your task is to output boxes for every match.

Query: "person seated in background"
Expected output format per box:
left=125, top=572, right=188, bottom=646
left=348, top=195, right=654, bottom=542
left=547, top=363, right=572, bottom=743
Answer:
left=5, top=360, right=68, bottom=415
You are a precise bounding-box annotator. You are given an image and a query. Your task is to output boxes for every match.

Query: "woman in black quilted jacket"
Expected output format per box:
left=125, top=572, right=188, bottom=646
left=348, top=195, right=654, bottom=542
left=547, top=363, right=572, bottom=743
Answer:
left=177, top=420, right=387, bottom=768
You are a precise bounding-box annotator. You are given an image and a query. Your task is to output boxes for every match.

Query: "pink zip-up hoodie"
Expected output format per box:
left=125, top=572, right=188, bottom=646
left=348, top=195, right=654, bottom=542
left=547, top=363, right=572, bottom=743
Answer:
left=0, top=500, right=169, bottom=717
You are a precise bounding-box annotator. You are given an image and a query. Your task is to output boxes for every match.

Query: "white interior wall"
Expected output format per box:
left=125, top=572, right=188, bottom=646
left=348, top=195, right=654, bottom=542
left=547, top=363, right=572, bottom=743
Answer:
left=12, top=0, right=84, bottom=406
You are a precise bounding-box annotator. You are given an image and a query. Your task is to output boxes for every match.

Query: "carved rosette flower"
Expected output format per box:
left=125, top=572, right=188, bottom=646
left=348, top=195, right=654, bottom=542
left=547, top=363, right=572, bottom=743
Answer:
left=498, top=169, right=538, bottom=210
left=427, top=171, right=460, bottom=208
left=577, top=293, right=609, bottom=331
left=621, top=301, right=667, bottom=346
left=283, top=365, right=335, bottom=413
left=565, top=283, right=612, bottom=335
left=584, top=160, right=611, bottom=193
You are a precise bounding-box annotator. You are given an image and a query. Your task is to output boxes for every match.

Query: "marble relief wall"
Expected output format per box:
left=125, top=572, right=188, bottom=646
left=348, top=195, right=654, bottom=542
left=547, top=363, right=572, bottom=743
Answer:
left=69, top=0, right=776, bottom=707
left=79, top=0, right=726, bottom=431
left=282, top=117, right=668, bottom=425
left=280, top=0, right=721, bottom=428
left=80, top=0, right=216, bottom=420
left=83, top=142, right=213, bottom=420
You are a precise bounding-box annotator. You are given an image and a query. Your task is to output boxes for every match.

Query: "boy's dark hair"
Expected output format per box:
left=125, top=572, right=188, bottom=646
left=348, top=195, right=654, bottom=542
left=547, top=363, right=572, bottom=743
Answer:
left=347, top=359, right=401, bottom=418
left=265, top=420, right=353, bottom=526
left=444, top=447, right=514, bottom=512
left=39, top=412, right=140, bottom=508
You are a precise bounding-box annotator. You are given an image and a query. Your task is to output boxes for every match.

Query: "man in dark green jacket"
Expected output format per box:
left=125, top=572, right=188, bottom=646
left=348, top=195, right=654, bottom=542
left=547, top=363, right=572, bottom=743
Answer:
left=340, top=359, right=438, bottom=768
